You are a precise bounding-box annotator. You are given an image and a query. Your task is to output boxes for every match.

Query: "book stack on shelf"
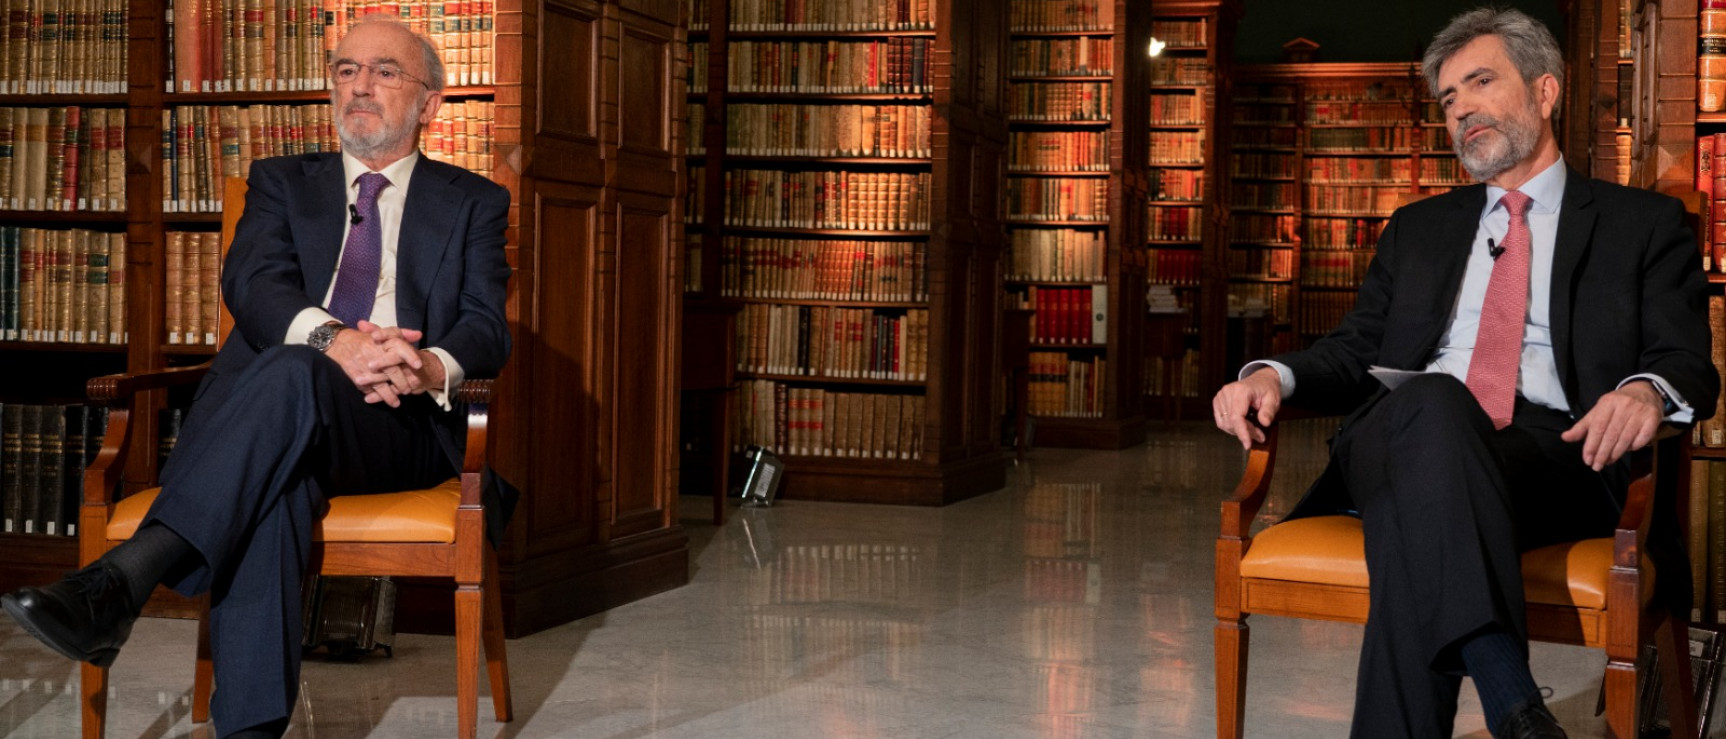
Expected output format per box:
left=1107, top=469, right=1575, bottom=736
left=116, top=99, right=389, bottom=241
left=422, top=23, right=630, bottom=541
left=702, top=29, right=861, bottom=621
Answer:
left=1002, top=0, right=1148, bottom=446
left=686, top=0, right=1009, bottom=503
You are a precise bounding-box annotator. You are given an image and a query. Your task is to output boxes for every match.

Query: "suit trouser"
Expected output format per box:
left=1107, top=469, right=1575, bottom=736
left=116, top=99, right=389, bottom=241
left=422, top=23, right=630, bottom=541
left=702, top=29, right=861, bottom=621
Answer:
left=139, top=345, right=454, bottom=734
left=1332, top=373, right=1621, bottom=739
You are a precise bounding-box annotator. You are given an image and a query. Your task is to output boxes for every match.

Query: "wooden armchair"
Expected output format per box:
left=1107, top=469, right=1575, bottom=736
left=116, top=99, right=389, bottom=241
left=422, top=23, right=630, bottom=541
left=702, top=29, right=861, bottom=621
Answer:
left=1214, top=416, right=1697, bottom=739
left=74, top=177, right=512, bottom=739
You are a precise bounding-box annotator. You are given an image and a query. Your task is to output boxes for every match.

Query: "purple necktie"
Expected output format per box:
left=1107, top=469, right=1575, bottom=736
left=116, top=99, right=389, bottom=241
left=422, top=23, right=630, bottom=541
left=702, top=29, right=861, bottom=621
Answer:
left=327, top=172, right=390, bottom=325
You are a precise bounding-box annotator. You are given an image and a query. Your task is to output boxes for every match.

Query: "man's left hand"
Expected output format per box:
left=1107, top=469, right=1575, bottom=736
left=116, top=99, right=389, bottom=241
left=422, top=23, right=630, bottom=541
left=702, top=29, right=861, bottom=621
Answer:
left=1559, top=380, right=1664, bottom=471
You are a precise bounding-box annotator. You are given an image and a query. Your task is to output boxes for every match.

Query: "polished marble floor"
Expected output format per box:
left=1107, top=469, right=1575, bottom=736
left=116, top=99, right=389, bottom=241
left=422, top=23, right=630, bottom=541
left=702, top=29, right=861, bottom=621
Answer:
left=0, top=420, right=1676, bottom=737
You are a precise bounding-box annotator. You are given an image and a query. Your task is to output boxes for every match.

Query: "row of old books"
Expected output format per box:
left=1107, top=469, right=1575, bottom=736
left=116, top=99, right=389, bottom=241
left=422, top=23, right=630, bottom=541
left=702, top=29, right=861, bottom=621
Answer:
left=688, top=103, right=933, bottom=158
left=1006, top=228, right=1106, bottom=282
left=1007, top=130, right=1110, bottom=172
left=1028, top=352, right=1102, bottom=418
left=1007, top=0, right=1115, bottom=32
left=703, top=0, right=934, bottom=31
left=1691, top=458, right=1726, bottom=623
left=720, top=237, right=927, bottom=302
left=693, top=38, right=935, bottom=95
left=1147, top=203, right=1202, bottom=241
left=0, top=0, right=128, bottom=94
left=166, top=0, right=495, bottom=94
left=1307, top=127, right=1418, bottom=153
left=164, top=231, right=222, bottom=347
left=1299, top=250, right=1372, bottom=289
left=1010, top=37, right=1113, bottom=77
left=1005, top=178, right=1109, bottom=222
left=1227, top=248, right=1294, bottom=281
left=1229, top=283, right=1293, bottom=325
left=1013, top=285, right=1106, bottom=345
left=1, top=227, right=126, bottom=344
left=1150, top=168, right=1203, bottom=201
left=1007, top=82, right=1111, bottom=122
left=1305, top=184, right=1405, bottom=215
left=1295, top=290, right=1358, bottom=337
left=733, top=380, right=926, bottom=460
left=1149, top=57, right=1210, bottom=86
left=1149, top=18, right=1207, bottom=48
left=0, top=106, right=124, bottom=212
left=1702, top=296, right=1726, bottom=448
left=1306, top=156, right=1412, bottom=183
left=1305, top=216, right=1387, bottom=249
left=1230, top=212, right=1298, bottom=246
left=706, top=169, right=933, bottom=231
left=1148, top=131, right=1205, bottom=165
left=1147, top=247, right=1200, bottom=286
left=1230, top=151, right=1297, bottom=179
left=161, top=100, right=493, bottom=213
left=0, top=403, right=108, bottom=537
left=1690, top=134, right=1726, bottom=273
left=1231, top=181, right=1296, bottom=211
left=736, top=303, right=928, bottom=381
left=1148, top=93, right=1204, bottom=126
left=1144, top=349, right=1200, bottom=398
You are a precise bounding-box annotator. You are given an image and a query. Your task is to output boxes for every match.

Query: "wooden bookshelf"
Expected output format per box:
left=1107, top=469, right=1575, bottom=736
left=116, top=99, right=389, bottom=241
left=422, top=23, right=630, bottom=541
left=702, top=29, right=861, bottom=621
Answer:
left=1145, top=0, right=1235, bottom=419
left=682, top=0, right=1010, bottom=504
left=0, top=0, right=693, bottom=639
left=1002, top=0, right=1149, bottom=449
left=1225, top=62, right=1461, bottom=353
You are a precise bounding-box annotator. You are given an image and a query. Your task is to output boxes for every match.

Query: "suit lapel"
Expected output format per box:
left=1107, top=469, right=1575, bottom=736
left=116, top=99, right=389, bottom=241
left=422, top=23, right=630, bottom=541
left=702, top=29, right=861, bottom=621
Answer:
left=300, top=155, right=350, bottom=302
left=1549, top=170, right=1596, bottom=398
left=396, top=158, right=460, bottom=333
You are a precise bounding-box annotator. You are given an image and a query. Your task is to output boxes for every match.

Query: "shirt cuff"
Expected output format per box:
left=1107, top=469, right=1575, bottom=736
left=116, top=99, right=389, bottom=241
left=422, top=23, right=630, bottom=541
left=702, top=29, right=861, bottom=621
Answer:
left=285, top=307, right=338, bottom=346
left=425, top=347, right=465, bottom=412
left=1620, top=373, right=1694, bottom=424
left=1240, top=360, right=1295, bottom=400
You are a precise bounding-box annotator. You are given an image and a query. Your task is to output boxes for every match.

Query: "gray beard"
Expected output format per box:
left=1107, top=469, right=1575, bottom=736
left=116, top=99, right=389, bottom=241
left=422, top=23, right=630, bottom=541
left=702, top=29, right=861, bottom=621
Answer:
left=1453, top=112, right=1537, bottom=182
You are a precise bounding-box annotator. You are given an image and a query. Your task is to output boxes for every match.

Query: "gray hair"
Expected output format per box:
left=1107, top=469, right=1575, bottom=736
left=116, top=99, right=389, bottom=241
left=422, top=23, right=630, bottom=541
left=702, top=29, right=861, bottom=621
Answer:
left=1420, top=7, right=1563, bottom=98
left=348, top=15, right=447, bottom=92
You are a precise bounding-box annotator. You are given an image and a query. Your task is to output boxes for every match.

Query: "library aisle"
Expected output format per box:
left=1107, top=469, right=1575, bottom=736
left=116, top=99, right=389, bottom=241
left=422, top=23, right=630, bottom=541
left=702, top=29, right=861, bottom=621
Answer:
left=1, top=421, right=1618, bottom=738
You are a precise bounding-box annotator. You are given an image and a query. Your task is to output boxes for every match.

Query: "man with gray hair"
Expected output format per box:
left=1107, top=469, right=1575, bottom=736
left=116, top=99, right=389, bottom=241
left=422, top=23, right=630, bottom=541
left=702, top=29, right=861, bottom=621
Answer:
left=1214, top=8, right=1716, bottom=738
left=0, top=16, right=511, bottom=738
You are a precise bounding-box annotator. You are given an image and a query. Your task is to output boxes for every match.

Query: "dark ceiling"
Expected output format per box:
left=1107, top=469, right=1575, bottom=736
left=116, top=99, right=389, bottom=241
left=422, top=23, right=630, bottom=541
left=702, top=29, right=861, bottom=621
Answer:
left=1234, top=0, right=1567, bottom=64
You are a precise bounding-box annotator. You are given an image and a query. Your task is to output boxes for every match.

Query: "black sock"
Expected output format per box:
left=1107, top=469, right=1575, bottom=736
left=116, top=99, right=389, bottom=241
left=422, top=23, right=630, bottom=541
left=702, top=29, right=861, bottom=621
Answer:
left=1461, top=628, right=1542, bottom=736
left=222, top=717, right=289, bottom=738
left=98, top=522, right=194, bottom=608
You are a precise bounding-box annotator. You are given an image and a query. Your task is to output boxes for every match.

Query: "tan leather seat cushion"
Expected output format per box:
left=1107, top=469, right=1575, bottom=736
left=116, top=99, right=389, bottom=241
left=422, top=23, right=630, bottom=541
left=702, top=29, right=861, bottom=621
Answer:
left=105, top=479, right=463, bottom=544
left=1238, top=515, right=1623, bottom=610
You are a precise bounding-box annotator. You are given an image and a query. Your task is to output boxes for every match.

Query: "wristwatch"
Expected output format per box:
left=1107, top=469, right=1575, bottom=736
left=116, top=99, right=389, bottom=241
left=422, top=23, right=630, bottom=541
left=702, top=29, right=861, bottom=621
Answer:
left=308, top=321, right=348, bottom=352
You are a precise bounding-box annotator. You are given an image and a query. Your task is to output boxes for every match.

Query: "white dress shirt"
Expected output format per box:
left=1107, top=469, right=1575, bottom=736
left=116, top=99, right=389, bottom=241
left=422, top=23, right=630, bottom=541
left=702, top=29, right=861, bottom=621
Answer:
left=283, top=151, right=466, bottom=409
left=1246, top=159, right=1691, bottom=422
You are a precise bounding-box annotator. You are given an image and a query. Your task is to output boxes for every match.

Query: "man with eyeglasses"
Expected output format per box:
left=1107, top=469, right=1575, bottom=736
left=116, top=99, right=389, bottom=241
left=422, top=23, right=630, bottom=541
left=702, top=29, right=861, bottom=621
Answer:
left=0, top=16, right=511, bottom=739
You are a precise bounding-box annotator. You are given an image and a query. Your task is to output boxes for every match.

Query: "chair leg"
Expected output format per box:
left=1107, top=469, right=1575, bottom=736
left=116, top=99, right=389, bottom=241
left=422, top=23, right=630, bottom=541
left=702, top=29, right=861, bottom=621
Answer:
left=1603, top=659, right=1638, bottom=739
left=482, top=552, right=513, bottom=721
left=80, top=661, right=106, bottom=739
left=1656, top=614, right=1698, bottom=739
left=455, top=582, right=483, bottom=739
left=193, top=596, right=213, bottom=723
left=1215, top=620, right=1249, bottom=739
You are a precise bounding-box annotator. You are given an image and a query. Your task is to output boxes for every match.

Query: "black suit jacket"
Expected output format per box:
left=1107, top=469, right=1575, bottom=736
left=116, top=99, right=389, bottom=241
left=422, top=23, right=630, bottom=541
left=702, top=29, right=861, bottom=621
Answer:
left=195, top=152, right=514, bottom=526
left=1278, top=169, right=1719, bottom=517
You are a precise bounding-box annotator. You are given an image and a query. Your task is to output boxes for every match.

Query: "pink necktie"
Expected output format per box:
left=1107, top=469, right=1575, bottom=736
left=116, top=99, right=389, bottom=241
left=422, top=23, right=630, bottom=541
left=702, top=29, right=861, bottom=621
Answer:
left=1465, top=191, right=1532, bottom=430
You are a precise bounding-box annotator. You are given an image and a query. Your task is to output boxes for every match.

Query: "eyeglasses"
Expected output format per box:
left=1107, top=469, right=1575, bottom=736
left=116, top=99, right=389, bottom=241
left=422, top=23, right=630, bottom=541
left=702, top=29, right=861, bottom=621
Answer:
left=329, top=61, right=430, bottom=90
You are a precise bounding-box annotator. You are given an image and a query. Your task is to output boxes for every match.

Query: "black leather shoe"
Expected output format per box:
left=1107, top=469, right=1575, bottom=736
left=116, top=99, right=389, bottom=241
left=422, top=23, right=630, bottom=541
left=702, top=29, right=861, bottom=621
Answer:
left=0, top=561, right=140, bottom=668
left=1498, top=697, right=1568, bottom=739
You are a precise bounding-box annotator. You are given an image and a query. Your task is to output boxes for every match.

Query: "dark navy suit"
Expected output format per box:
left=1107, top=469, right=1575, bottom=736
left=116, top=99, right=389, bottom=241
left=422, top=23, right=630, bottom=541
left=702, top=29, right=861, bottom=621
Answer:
left=1273, top=171, right=1718, bottom=737
left=139, top=152, right=511, bottom=731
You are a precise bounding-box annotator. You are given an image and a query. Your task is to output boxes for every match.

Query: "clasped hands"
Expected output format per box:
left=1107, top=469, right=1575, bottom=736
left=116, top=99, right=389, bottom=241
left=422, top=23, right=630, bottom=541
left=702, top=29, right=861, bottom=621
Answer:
left=1212, top=367, right=1665, bottom=472
left=322, top=320, right=446, bottom=407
